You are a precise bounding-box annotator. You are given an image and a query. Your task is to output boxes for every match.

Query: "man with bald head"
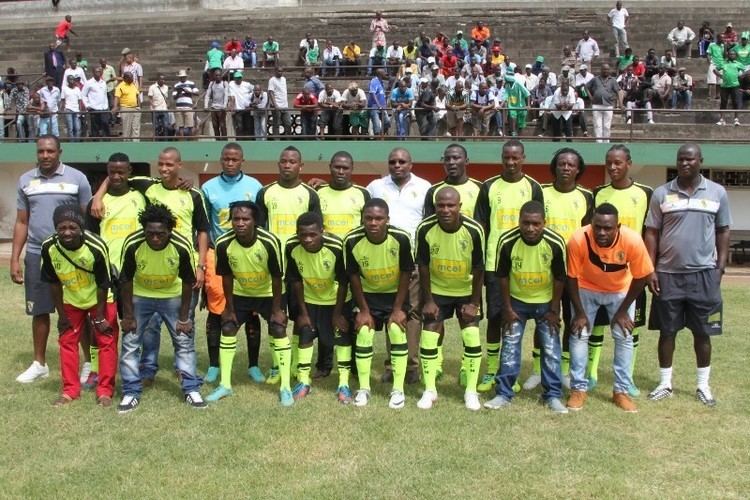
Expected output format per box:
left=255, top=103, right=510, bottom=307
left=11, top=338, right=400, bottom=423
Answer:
left=645, top=143, right=731, bottom=407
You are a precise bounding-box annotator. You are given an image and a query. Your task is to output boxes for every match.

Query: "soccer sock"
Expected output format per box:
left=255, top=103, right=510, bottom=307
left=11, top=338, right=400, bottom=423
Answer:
left=388, top=323, right=408, bottom=393
left=335, top=344, right=352, bottom=388
left=696, top=366, right=710, bottom=390
left=89, top=346, right=99, bottom=373
left=585, top=325, right=606, bottom=381
left=270, top=337, right=279, bottom=372
left=296, top=344, right=314, bottom=386
left=206, top=312, right=221, bottom=368
left=420, top=330, right=441, bottom=392
left=461, top=326, right=482, bottom=393
left=355, top=326, right=375, bottom=391
left=629, top=328, right=640, bottom=378
left=290, top=333, right=300, bottom=378
left=246, top=314, right=261, bottom=368
left=659, top=366, right=673, bottom=388
left=272, top=336, right=292, bottom=391
left=485, top=341, right=501, bottom=377
left=219, top=335, right=237, bottom=389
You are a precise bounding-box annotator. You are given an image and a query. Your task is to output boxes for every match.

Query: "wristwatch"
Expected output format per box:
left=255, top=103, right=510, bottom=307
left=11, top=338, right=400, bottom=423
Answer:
left=198, top=264, right=207, bottom=272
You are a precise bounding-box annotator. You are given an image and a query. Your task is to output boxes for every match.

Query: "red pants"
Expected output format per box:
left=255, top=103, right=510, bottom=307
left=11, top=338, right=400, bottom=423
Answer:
left=59, top=302, right=119, bottom=399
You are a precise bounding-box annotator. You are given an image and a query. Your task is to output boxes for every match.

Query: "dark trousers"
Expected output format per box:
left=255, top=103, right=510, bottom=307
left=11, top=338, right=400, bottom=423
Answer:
left=88, top=109, right=111, bottom=139
left=415, top=110, right=436, bottom=137
left=552, top=115, right=573, bottom=142
left=210, top=110, right=227, bottom=138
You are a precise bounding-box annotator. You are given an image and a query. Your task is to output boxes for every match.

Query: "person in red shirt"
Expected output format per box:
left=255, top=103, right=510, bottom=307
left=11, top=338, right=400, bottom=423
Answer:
left=631, top=55, right=646, bottom=77
left=440, top=48, right=458, bottom=77
left=54, top=15, right=77, bottom=49
left=293, top=88, right=319, bottom=138
left=433, top=32, right=449, bottom=59
left=224, top=37, right=242, bottom=55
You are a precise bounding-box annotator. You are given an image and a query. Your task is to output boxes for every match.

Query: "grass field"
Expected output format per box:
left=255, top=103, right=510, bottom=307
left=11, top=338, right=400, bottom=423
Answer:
left=1, top=269, right=749, bottom=499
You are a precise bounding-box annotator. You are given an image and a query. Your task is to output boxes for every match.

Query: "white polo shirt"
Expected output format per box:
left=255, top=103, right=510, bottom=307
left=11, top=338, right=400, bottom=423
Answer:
left=367, top=173, right=431, bottom=242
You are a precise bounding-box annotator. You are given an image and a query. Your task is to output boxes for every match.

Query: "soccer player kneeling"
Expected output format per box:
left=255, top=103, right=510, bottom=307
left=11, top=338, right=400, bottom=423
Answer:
left=415, top=187, right=485, bottom=411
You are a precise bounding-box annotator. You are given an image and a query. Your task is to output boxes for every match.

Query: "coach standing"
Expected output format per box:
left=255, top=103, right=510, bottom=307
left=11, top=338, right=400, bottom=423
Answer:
left=645, top=143, right=731, bottom=407
left=12, top=135, right=92, bottom=383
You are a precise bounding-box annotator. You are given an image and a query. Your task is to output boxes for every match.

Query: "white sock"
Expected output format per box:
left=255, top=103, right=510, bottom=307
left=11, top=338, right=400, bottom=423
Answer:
left=659, top=367, right=673, bottom=388
left=696, top=366, right=711, bottom=390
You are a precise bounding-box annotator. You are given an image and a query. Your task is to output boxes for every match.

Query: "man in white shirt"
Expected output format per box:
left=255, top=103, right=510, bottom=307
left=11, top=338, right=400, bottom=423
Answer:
left=228, top=71, right=253, bottom=138
left=651, top=65, right=673, bottom=109
left=366, top=147, right=431, bottom=385
left=667, top=21, right=696, bottom=59
left=523, top=64, right=539, bottom=91
left=147, top=73, right=170, bottom=138
left=321, top=39, right=343, bottom=77
left=318, top=83, right=343, bottom=137
left=38, top=76, right=61, bottom=137
left=341, top=81, right=368, bottom=136
left=671, top=67, right=693, bottom=109
left=267, top=66, right=292, bottom=136
left=576, top=30, right=601, bottom=64
left=608, top=1, right=630, bottom=57
left=387, top=42, right=404, bottom=74
left=82, top=66, right=111, bottom=138
left=222, top=49, right=244, bottom=78
left=62, top=60, right=86, bottom=85
left=60, top=75, right=84, bottom=141
left=574, top=64, right=594, bottom=137
left=550, top=79, right=577, bottom=141
left=298, top=33, right=319, bottom=66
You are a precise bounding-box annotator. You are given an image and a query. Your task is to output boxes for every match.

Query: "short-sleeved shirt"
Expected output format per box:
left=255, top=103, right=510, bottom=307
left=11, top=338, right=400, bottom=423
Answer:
left=206, top=48, right=224, bottom=70
left=567, top=225, right=654, bottom=293
left=255, top=182, right=321, bottom=249
left=415, top=215, right=485, bottom=297
left=542, top=184, right=594, bottom=241
left=366, top=173, right=431, bottom=243
left=316, top=184, right=370, bottom=238
left=593, top=181, right=652, bottom=233
left=215, top=228, right=283, bottom=298
left=17, top=163, right=92, bottom=254
left=423, top=178, right=483, bottom=218
left=120, top=229, right=196, bottom=299
left=608, top=7, right=629, bottom=29
left=55, top=19, right=73, bottom=38
left=717, top=60, right=746, bottom=88
left=390, top=87, right=414, bottom=105
left=201, top=172, right=263, bottom=244
left=588, top=76, right=620, bottom=106
left=61, top=85, right=83, bottom=112
left=344, top=225, right=414, bottom=294
left=475, top=174, right=544, bottom=271
left=115, top=82, right=139, bottom=108
left=707, top=42, right=725, bottom=67
left=496, top=227, right=567, bottom=304
left=40, top=231, right=112, bottom=309
left=286, top=234, right=347, bottom=305
left=368, top=76, right=386, bottom=108
left=645, top=176, right=732, bottom=273
left=85, top=189, right=147, bottom=271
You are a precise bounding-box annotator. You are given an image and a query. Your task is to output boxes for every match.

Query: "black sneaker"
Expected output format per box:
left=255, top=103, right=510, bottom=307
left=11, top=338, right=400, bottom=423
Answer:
left=695, top=387, right=716, bottom=407
left=117, top=395, right=140, bottom=414
left=185, top=391, right=207, bottom=409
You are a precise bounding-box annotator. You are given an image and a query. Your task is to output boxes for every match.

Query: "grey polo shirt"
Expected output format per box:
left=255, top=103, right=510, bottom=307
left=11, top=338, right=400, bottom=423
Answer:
left=17, top=163, right=92, bottom=254
left=588, top=76, right=619, bottom=106
left=645, top=175, right=731, bottom=273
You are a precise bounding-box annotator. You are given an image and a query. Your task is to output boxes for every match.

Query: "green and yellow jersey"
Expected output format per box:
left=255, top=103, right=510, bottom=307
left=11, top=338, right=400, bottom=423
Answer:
left=542, top=184, right=594, bottom=242
left=496, top=227, right=567, bottom=304
left=423, top=178, right=483, bottom=219
left=316, top=183, right=370, bottom=238
left=40, top=231, right=113, bottom=309
left=474, top=174, right=544, bottom=271
left=344, top=225, right=414, bottom=294
left=215, top=227, right=283, bottom=298
left=256, top=181, right=321, bottom=248
left=86, top=189, right=146, bottom=271
left=120, top=229, right=196, bottom=299
left=285, top=233, right=347, bottom=306
left=593, top=181, right=652, bottom=234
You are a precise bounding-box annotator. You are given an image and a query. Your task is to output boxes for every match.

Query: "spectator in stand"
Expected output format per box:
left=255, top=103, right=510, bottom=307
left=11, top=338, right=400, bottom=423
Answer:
left=248, top=84, right=268, bottom=140
left=707, top=34, right=726, bottom=100
left=660, top=50, right=677, bottom=69
left=342, top=40, right=361, bottom=76
left=99, top=59, right=117, bottom=114
left=223, top=49, right=244, bottom=79
left=148, top=74, right=170, bottom=139
left=242, top=35, right=258, bottom=68
left=367, top=43, right=387, bottom=76
left=434, top=84, right=448, bottom=134
left=587, top=63, right=619, bottom=143
left=387, top=41, right=404, bottom=75
left=172, top=69, right=199, bottom=138
left=74, top=53, right=89, bottom=74
left=205, top=69, right=229, bottom=139
left=722, top=22, right=738, bottom=46
left=607, top=1, right=630, bottom=58
left=504, top=73, right=531, bottom=137
left=550, top=78, right=576, bottom=141
left=341, top=81, right=368, bottom=136
left=368, top=68, right=389, bottom=137
left=389, top=78, right=414, bottom=138
left=403, top=40, right=419, bottom=66
left=54, top=15, right=77, bottom=49
left=38, top=77, right=60, bottom=137
left=224, top=37, right=242, bottom=55
left=617, top=47, right=634, bottom=73
left=299, top=33, right=320, bottom=67
left=10, top=81, right=31, bottom=141
left=644, top=48, right=660, bottom=79
left=293, top=87, right=319, bottom=138
left=575, top=64, right=593, bottom=135
left=672, top=67, right=693, bottom=109
left=370, top=11, right=390, bottom=48
left=26, top=92, right=44, bottom=139
left=698, top=22, right=715, bottom=58
left=418, top=36, right=436, bottom=71
left=44, top=43, right=66, bottom=89
left=651, top=65, right=672, bottom=112
left=465, top=65, right=486, bottom=91
left=414, top=77, right=436, bottom=137
left=228, top=71, right=253, bottom=138
left=433, top=32, right=449, bottom=59
left=62, top=59, right=86, bottom=85
left=206, top=41, right=224, bottom=77
left=60, top=75, right=83, bottom=141
left=576, top=30, right=600, bottom=65
left=470, top=81, right=495, bottom=136
left=530, top=76, right=553, bottom=136
left=268, top=67, right=291, bottom=136
left=401, top=67, right=419, bottom=94
left=631, top=55, right=646, bottom=78
left=0, top=84, right=8, bottom=140
left=618, top=66, right=651, bottom=124
left=668, top=21, right=696, bottom=59
left=113, top=72, right=140, bottom=141
left=318, top=83, right=343, bottom=137
left=262, top=36, right=280, bottom=68
left=322, top=40, right=343, bottom=77
left=559, top=66, right=575, bottom=88
left=429, top=63, right=446, bottom=87
left=714, top=50, right=746, bottom=126
left=735, top=33, right=750, bottom=66
left=489, top=45, right=505, bottom=74
left=471, top=21, right=491, bottom=48
left=445, top=80, right=469, bottom=136
left=561, top=46, right=578, bottom=71
left=82, top=66, right=111, bottom=139
left=303, top=67, right=324, bottom=95
left=541, top=65, right=558, bottom=89
left=531, top=56, right=544, bottom=76
left=441, top=48, right=459, bottom=78
left=523, top=64, right=539, bottom=92
left=451, top=31, right=469, bottom=53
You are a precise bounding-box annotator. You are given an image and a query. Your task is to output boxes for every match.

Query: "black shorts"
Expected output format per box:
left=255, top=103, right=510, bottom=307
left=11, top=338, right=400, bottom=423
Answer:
left=430, top=294, right=483, bottom=323
left=648, top=269, right=723, bottom=337
left=24, top=253, right=54, bottom=316
left=233, top=294, right=287, bottom=326
left=484, top=272, right=501, bottom=320
left=363, top=292, right=409, bottom=331
left=289, top=300, right=354, bottom=334
left=593, top=289, right=647, bottom=328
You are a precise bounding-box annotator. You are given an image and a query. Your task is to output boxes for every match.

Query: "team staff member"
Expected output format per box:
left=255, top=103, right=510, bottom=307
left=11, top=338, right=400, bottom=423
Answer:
left=474, top=139, right=543, bottom=392
left=566, top=203, right=653, bottom=413
left=589, top=144, right=652, bottom=396
left=344, top=199, right=414, bottom=409
left=13, top=135, right=93, bottom=384
left=423, top=143, right=483, bottom=218
left=41, top=205, right=118, bottom=407
left=415, top=188, right=485, bottom=411
left=286, top=212, right=349, bottom=402
left=484, top=201, right=568, bottom=413
left=645, top=143, right=731, bottom=407
left=201, top=143, right=264, bottom=385
left=118, top=204, right=206, bottom=413
left=213, top=201, right=293, bottom=407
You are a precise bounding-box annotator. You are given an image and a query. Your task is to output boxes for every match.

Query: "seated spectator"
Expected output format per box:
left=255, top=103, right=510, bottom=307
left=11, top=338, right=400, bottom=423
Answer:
left=488, top=45, right=505, bottom=74
left=434, top=84, right=448, bottom=135
left=445, top=80, right=469, bottom=136
left=421, top=56, right=436, bottom=78
left=722, top=22, right=738, bottom=45
left=631, top=56, right=646, bottom=78
left=403, top=40, right=419, bottom=65
left=433, top=32, right=450, bottom=59
left=367, top=43, right=387, bottom=76
left=550, top=79, right=577, bottom=142
left=660, top=50, right=677, bottom=69
left=576, top=30, right=600, bottom=64
left=531, top=56, right=545, bottom=76
left=698, top=21, right=715, bottom=58
left=224, top=37, right=242, bottom=55
left=340, top=81, right=368, bottom=136
left=617, top=67, right=651, bottom=124
left=398, top=59, right=419, bottom=81
left=650, top=65, right=672, bottom=110
left=471, top=21, right=491, bottom=48
left=389, top=78, right=414, bottom=138
left=223, top=49, right=244, bottom=79
left=616, top=47, right=634, bottom=73
left=522, top=64, right=539, bottom=91
left=429, top=63, right=446, bottom=87
left=414, top=77, right=437, bottom=137
left=488, top=77, right=505, bottom=135
left=644, top=48, right=660, bottom=79
left=242, top=35, right=258, bottom=68
left=321, top=40, right=343, bottom=77
left=671, top=67, right=693, bottom=109
left=403, top=68, right=420, bottom=94
left=248, top=84, right=269, bottom=140
left=418, top=36, right=436, bottom=69
left=559, top=65, right=575, bottom=88
left=262, top=36, right=280, bottom=68
left=541, top=65, right=558, bottom=89
left=299, top=33, right=320, bottom=66
left=465, top=65, right=486, bottom=91
left=529, top=77, right=553, bottom=134
left=318, top=83, right=343, bottom=136
left=342, top=40, right=362, bottom=76
left=293, top=87, right=318, bottom=138
left=561, top=46, right=578, bottom=71
left=668, top=21, right=696, bottom=59
left=470, top=82, right=494, bottom=136
left=571, top=93, right=588, bottom=137
left=451, top=42, right=467, bottom=63
left=387, top=42, right=404, bottom=74
left=440, top=48, right=459, bottom=77
left=451, top=31, right=469, bottom=52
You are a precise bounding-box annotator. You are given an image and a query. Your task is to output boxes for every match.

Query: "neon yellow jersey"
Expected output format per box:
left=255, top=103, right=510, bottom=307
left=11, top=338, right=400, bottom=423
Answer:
left=344, top=225, right=414, bottom=294
left=415, top=215, right=485, bottom=297
left=317, top=184, right=370, bottom=238
left=40, top=231, right=113, bottom=309
left=86, top=189, right=146, bottom=271
left=215, top=227, right=283, bottom=298
left=130, top=177, right=209, bottom=241
left=256, top=182, right=321, bottom=248
left=593, top=182, right=652, bottom=233
left=475, top=174, right=544, bottom=271
left=496, top=227, right=566, bottom=304
left=423, top=178, right=483, bottom=219
left=542, top=184, right=594, bottom=242
left=286, top=234, right=346, bottom=305
left=120, top=229, right=196, bottom=299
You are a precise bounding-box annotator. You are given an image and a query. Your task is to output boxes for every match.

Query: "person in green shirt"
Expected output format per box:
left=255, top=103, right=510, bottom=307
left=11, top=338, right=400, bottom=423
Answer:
left=714, top=50, right=747, bottom=126
left=206, top=41, right=224, bottom=72
left=423, top=143, right=483, bottom=219
left=415, top=188, right=485, bottom=411
left=616, top=47, right=634, bottom=72
left=706, top=34, right=726, bottom=100
left=734, top=32, right=750, bottom=65
left=504, top=74, right=530, bottom=136
left=262, top=36, right=280, bottom=68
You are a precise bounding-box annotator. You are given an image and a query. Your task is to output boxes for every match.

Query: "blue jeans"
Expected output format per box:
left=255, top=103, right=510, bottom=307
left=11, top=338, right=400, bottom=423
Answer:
left=64, top=111, right=81, bottom=141
left=242, top=51, right=257, bottom=68
left=369, top=108, right=390, bottom=135
left=394, top=109, right=410, bottom=137
left=38, top=115, right=60, bottom=136
left=253, top=111, right=267, bottom=139
left=322, top=59, right=340, bottom=77
left=569, top=288, right=634, bottom=393
left=15, top=114, right=28, bottom=140
left=121, top=295, right=202, bottom=397
left=671, top=90, right=692, bottom=109
left=495, top=299, right=563, bottom=400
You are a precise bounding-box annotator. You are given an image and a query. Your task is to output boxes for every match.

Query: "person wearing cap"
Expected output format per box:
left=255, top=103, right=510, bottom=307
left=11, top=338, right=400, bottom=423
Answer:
left=82, top=66, right=111, bottom=139
left=429, top=63, right=446, bottom=87
left=451, top=30, right=469, bottom=52
left=318, top=83, right=343, bottom=137
left=205, top=41, right=225, bottom=76
left=222, top=48, right=244, bottom=79
left=722, top=22, right=738, bottom=45
left=523, top=64, right=539, bottom=92
left=172, top=69, right=199, bottom=138
left=113, top=72, right=141, bottom=140
left=398, top=60, right=419, bottom=88
left=38, top=76, right=61, bottom=137
left=228, top=70, right=253, bottom=138
left=421, top=56, right=436, bottom=78
left=342, top=40, right=362, bottom=76
left=734, top=32, right=750, bottom=65
left=241, top=35, right=258, bottom=69
left=607, top=1, right=630, bottom=58
left=41, top=205, right=118, bottom=407
left=341, top=81, right=368, bottom=136
left=489, top=45, right=505, bottom=74
left=414, top=77, right=437, bottom=137
left=531, top=55, right=545, bottom=76
left=262, top=36, right=280, bottom=68
left=667, top=21, right=696, bottom=59
left=62, top=59, right=86, bottom=87
left=559, top=65, right=575, bottom=89
left=504, top=73, right=530, bottom=137
left=671, top=67, right=693, bottom=109
left=120, top=50, right=143, bottom=90
left=61, top=74, right=84, bottom=141
left=576, top=30, right=600, bottom=65
left=148, top=74, right=171, bottom=139
left=322, top=39, right=343, bottom=77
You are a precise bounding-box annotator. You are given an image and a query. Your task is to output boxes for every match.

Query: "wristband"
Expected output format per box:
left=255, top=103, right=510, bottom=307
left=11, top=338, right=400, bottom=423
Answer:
left=177, top=319, right=192, bottom=326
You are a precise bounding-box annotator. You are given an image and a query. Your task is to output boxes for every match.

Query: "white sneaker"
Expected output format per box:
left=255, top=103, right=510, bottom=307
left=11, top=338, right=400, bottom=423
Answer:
left=648, top=119, right=655, bottom=125
left=464, top=391, right=481, bottom=411
left=734, top=118, right=741, bottom=126
left=417, top=390, right=438, bottom=410
left=388, top=390, right=405, bottom=410
left=716, top=119, right=726, bottom=126
left=79, top=362, right=92, bottom=384
left=16, top=361, right=50, bottom=383
left=626, top=118, right=632, bottom=124
left=522, top=374, right=542, bottom=390
left=353, top=389, right=370, bottom=407
left=562, top=375, right=571, bottom=390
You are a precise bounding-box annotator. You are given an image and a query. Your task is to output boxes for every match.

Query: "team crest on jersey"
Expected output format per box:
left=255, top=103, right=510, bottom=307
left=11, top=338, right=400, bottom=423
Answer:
left=572, top=200, right=580, bottom=210
left=388, top=246, right=397, bottom=258
left=512, top=256, right=522, bottom=271
left=179, top=198, right=187, bottom=207
left=296, top=195, right=303, bottom=205
left=298, top=262, right=304, bottom=273
left=321, top=199, right=328, bottom=211
left=270, top=199, right=279, bottom=210
left=253, top=250, right=263, bottom=262
left=323, top=260, right=331, bottom=271
left=631, top=196, right=639, bottom=206
left=361, top=256, right=369, bottom=268
left=167, top=257, right=177, bottom=267
left=542, top=251, right=551, bottom=264
left=430, top=243, right=440, bottom=255
left=229, top=255, right=238, bottom=267
left=459, top=239, right=468, bottom=252
left=519, top=188, right=528, bottom=197
left=494, top=194, right=502, bottom=204
left=616, top=250, right=626, bottom=262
